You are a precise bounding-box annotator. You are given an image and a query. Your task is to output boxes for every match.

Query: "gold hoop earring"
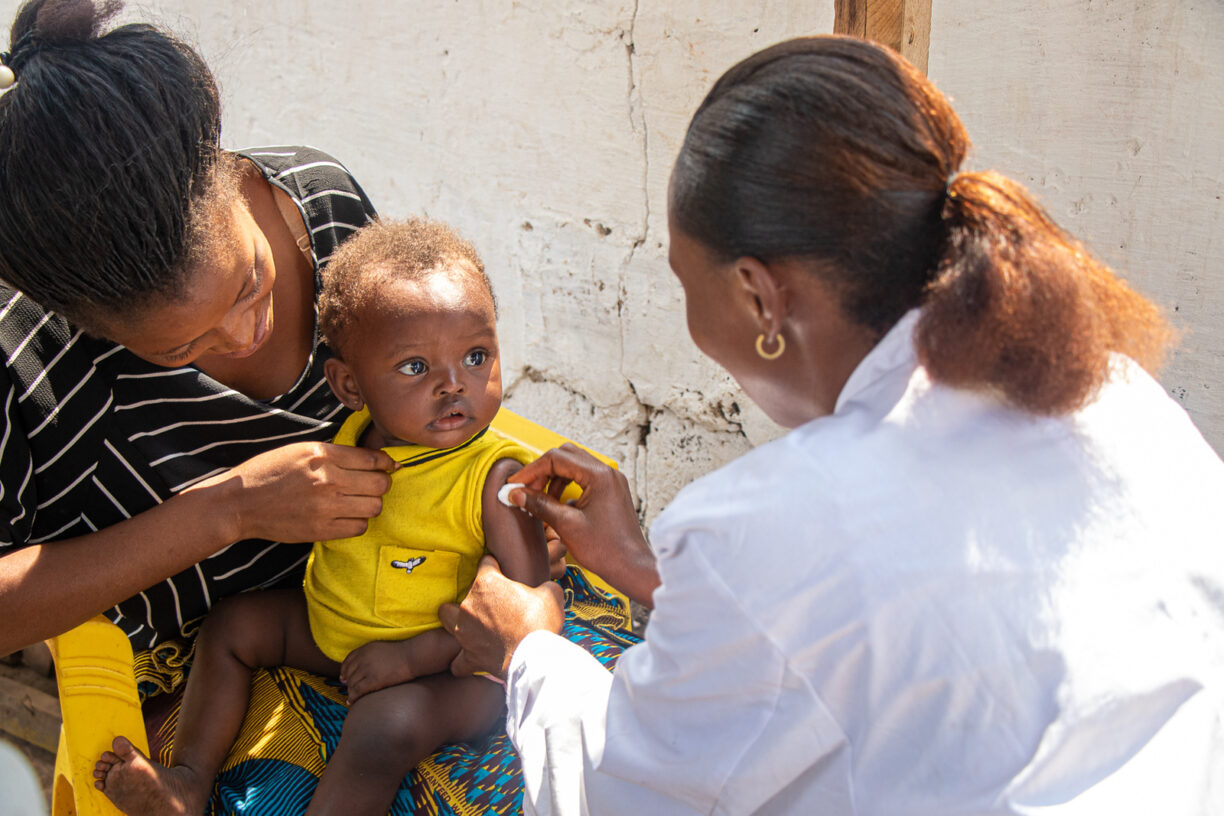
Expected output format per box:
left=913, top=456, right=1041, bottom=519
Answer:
left=755, top=333, right=785, bottom=360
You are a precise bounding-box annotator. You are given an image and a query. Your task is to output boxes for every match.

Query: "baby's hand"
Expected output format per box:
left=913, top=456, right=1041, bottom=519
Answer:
left=339, top=641, right=416, bottom=703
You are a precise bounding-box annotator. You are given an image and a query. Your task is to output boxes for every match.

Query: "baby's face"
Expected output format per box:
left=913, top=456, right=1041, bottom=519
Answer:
left=342, top=261, right=502, bottom=450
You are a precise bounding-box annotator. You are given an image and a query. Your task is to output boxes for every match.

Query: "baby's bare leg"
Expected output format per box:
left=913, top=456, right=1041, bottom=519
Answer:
left=306, top=673, right=504, bottom=816
left=94, top=590, right=337, bottom=816
left=340, top=627, right=461, bottom=702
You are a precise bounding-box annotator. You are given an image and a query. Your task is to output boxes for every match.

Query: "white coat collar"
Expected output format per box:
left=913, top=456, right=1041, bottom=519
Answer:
left=832, top=308, right=921, bottom=416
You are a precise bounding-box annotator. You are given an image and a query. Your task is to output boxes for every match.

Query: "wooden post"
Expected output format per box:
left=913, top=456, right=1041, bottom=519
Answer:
left=835, top=0, right=932, bottom=74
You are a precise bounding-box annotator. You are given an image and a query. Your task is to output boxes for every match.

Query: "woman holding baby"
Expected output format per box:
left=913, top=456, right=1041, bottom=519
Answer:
left=0, top=0, right=633, bottom=813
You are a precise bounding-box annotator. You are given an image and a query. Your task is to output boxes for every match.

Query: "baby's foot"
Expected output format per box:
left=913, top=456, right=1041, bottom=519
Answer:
left=340, top=640, right=416, bottom=702
left=93, top=736, right=207, bottom=816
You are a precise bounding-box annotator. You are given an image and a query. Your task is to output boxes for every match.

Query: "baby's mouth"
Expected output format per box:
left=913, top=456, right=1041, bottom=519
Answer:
left=430, top=407, right=469, bottom=431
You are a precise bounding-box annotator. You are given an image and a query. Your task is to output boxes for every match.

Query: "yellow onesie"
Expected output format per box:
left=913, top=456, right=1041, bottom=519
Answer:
left=303, top=408, right=533, bottom=662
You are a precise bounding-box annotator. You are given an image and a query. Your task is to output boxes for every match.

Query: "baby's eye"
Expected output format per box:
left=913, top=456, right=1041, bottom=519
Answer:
left=398, top=360, right=428, bottom=376
left=463, top=350, right=488, bottom=367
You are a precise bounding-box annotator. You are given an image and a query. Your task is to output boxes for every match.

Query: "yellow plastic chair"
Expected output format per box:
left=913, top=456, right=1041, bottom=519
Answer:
left=46, top=618, right=149, bottom=816
left=45, top=408, right=624, bottom=816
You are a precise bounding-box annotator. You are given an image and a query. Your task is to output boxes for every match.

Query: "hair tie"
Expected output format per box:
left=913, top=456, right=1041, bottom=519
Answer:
left=942, top=172, right=967, bottom=210
left=0, top=31, right=44, bottom=88
left=945, top=171, right=961, bottom=198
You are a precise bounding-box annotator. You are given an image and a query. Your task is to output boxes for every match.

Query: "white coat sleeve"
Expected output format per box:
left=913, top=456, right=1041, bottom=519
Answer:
left=505, top=538, right=854, bottom=815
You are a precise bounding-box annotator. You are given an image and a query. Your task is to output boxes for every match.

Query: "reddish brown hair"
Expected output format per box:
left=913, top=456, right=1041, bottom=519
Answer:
left=670, top=35, right=1171, bottom=415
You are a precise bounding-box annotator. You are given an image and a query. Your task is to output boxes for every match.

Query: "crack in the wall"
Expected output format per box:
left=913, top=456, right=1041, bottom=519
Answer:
left=508, top=366, right=601, bottom=417
left=507, top=366, right=654, bottom=516
left=626, top=379, right=655, bottom=447
left=625, top=378, right=656, bottom=525
left=717, top=399, right=749, bottom=441
left=618, top=0, right=653, bottom=511
left=504, top=0, right=758, bottom=521
left=625, top=0, right=650, bottom=261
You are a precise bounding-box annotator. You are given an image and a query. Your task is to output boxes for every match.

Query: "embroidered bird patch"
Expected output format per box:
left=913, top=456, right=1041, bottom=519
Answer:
left=390, top=557, right=426, bottom=576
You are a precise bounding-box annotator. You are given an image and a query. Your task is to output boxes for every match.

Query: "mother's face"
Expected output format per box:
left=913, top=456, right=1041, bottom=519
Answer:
left=100, top=201, right=278, bottom=368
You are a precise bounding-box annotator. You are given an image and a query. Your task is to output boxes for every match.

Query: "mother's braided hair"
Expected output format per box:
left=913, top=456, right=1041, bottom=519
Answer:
left=0, top=0, right=237, bottom=331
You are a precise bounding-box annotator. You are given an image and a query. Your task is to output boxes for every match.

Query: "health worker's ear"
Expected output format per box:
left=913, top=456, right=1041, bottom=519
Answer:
left=734, top=256, right=788, bottom=338
left=323, top=357, right=366, bottom=411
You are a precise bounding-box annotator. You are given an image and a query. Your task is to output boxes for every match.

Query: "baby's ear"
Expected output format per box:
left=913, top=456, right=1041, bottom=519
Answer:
left=323, top=357, right=365, bottom=411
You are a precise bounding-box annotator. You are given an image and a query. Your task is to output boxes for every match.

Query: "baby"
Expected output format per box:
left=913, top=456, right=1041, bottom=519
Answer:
left=95, top=218, right=548, bottom=816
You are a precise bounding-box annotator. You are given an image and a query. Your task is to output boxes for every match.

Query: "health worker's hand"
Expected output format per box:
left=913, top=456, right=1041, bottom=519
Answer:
left=440, top=555, right=564, bottom=680
left=545, top=524, right=568, bottom=580
left=501, top=444, right=660, bottom=607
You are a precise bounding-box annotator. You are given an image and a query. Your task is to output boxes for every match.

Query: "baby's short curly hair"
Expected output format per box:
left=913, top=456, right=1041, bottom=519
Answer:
left=319, top=217, right=493, bottom=358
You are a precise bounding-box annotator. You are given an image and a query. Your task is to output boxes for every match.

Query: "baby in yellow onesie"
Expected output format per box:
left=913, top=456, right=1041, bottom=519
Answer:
left=94, top=217, right=549, bottom=816
left=304, top=403, right=532, bottom=663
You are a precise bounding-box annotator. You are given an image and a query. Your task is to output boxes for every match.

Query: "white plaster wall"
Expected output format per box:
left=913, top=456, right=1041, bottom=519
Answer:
left=929, top=0, right=1224, bottom=455
left=107, top=0, right=831, bottom=525
left=3, top=0, right=1219, bottom=525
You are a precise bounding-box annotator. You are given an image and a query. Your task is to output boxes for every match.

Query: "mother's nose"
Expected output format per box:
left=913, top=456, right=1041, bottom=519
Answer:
left=213, top=303, right=258, bottom=352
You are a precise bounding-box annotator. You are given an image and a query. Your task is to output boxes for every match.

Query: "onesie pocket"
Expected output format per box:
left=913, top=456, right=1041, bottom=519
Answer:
left=373, top=545, right=460, bottom=629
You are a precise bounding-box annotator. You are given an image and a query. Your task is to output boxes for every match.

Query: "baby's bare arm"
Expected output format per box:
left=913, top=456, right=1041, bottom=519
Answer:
left=481, top=459, right=549, bottom=587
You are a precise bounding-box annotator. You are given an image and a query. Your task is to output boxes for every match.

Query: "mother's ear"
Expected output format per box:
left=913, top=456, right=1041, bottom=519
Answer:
left=734, top=256, right=788, bottom=339
left=323, top=357, right=366, bottom=411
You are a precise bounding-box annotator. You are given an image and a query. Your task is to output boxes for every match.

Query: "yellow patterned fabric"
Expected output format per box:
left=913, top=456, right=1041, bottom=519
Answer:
left=304, top=408, right=533, bottom=662
left=131, top=638, right=194, bottom=698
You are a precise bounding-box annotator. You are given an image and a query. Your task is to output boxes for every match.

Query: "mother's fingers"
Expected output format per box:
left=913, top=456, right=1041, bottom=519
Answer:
left=334, top=468, right=394, bottom=499
left=323, top=442, right=399, bottom=473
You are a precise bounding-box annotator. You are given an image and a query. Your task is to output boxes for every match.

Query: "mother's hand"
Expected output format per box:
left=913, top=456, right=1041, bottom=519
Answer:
left=440, top=555, right=565, bottom=679
left=192, top=441, right=397, bottom=544
left=503, top=444, right=660, bottom=607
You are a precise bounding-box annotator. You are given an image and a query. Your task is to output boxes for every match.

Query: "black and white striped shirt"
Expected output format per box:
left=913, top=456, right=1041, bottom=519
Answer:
left=0, top=147, right=376, bottom=649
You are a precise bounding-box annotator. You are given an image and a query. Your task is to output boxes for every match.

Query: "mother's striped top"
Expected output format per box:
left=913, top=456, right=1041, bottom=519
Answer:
left=0, top=146, right=376, bottom=649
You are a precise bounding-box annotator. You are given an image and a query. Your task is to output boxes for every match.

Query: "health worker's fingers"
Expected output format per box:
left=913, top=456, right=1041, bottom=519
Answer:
left=507, top=486, right=582, bottom=534
left=545, top=525, right=568, bottom=580
left=441, top=555, right=565, bottom=679
left=449, top=648, right=482, bottom=679
left=508, top=443, right=604, bottom=494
